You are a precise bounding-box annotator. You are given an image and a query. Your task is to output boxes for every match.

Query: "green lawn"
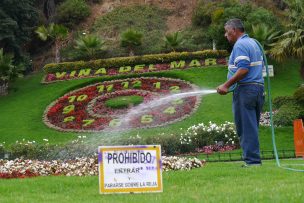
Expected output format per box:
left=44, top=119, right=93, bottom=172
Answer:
left=1, top=160, right=303, bottom=203
left=0, top=60, right=302, bottom=151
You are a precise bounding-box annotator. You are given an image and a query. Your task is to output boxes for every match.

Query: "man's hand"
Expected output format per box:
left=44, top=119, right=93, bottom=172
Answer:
left=217, top=84, right=229, bottom=95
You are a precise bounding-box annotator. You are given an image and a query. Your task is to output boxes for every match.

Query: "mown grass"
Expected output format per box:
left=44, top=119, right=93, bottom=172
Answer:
left=0, top=160, right=303, bottom=203
left=0, top=60, right=302, bottom=149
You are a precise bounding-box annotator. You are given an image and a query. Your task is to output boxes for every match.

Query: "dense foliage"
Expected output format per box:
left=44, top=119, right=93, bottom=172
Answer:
left=192, top=0, right=282, bottom=50
left=55, top=0, right=91, bottom=28
left=273, top=85, right=304, bottom=126
left=0, top=0, right=39, bottom=59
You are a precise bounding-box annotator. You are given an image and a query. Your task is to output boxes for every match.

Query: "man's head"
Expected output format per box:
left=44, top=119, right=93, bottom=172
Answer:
left=224, top=19, right=245, bottom=44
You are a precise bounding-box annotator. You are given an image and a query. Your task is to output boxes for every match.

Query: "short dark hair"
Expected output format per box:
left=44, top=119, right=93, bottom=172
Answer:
left=225, top=19, right=245, bottom=32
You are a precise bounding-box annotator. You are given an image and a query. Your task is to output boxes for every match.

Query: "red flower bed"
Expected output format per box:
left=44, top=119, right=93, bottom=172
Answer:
left=43, top=77, right=201, bottom=132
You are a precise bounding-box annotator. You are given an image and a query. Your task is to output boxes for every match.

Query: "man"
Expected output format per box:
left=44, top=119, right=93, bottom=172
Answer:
left=217, top=19, right=264, bottom=166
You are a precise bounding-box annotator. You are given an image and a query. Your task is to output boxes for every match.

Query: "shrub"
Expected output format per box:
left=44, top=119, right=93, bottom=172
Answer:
left=74, top=34, right=105, bottom=60
left=145, top=134, right=184, bottom=155
left=273, top=104, right=301, bottom=126
left=10, top=140, right=54, bottom=160
left=294, top=85, right=304, bottom=106
left=43, top=50, right=229, bottom=73
left=272, top=96, right=295, bottom=109
left=55, top=0, right=90, bottom=28
left=0, top=144, right=5, bottom=159
left=181, top=121, right=238, bottom=148
left=192, top=2, right=215, bottom=26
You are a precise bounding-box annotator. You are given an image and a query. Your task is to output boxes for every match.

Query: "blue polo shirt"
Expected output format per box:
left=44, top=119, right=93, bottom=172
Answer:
left=227, top=34, right=264, bottom=84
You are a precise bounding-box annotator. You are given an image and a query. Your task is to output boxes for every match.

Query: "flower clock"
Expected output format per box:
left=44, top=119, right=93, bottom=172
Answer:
left=43, top=77, right=201, bottom=132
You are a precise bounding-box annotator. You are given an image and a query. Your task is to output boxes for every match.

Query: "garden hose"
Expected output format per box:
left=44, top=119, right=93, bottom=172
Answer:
left=254, top=39, right=304, bottom=172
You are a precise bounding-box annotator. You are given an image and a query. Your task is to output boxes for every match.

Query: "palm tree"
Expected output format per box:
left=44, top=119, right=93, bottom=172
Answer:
left=270, top=0, right=304, bottom=78
left=0, top=49, right=23, bottom=95
left=35, top=23, right=68, bottom=63
left=163, top=32, right=184, bottom=52
left=251, top=24, right=280, bottom=50
left=120, top=29, right=143, bottom=56
left=74, top=34, right=105, bottom=60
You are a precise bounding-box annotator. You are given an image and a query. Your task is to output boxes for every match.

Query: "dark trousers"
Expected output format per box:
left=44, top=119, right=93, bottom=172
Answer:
left=233, top=84, right=264, bottom=164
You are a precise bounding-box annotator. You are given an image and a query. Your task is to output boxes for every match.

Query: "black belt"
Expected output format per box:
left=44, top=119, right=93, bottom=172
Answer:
left=238, top=82, right=264, bottom=86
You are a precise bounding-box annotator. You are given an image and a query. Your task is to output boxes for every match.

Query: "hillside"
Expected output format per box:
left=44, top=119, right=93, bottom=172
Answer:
left=81, top=0, right=198, bottom=33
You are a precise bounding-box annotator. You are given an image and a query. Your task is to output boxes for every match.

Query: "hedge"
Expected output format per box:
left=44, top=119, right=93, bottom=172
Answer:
left=43, top=50, right=229, bottom=74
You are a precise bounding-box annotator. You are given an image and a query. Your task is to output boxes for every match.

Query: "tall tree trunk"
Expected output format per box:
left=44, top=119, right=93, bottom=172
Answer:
left=55, top=40, right=60, bottom=63
left=128, top=47, right=134, bottom=56
left=0, top=81, right=8, bottom=96
left=44, top=0, right=56, bottom=23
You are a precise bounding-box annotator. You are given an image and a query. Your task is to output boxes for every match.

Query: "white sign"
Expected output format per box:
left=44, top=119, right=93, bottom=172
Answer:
left=98, top=145, right=162, bottom=194
left=263, top=65, right=274, bottom=77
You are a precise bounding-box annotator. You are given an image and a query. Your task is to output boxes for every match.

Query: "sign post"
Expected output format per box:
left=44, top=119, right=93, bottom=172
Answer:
left=98, top=145, right=162, bottom=194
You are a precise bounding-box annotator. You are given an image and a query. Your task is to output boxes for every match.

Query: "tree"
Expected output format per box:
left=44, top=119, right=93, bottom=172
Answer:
left=251, top=24, right=280, bottom=50
left=270, top=0, right=304, bottom=78
left=120, top=29, right=143, bottom=56
left=0, top=0, right=39, bottom=59
left=35, top=23, right=68, bottom=63
left=0, top=49, right=24, bottom=95
left=74, top=34, right=105, bottom=60
left=163, top=32, right=184, bottom=52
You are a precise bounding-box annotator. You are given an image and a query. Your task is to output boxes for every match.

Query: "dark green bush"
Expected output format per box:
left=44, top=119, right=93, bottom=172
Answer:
left=55, top=0, right=90, bottom=28
left=10, top=141, right=54, bottom=160
left=145, top=134, right=186, bottom=155
left=294, top=85, right=304, bottom=106
left=273, top=104, right=301, bottom=126
left=272, top=96, right=295, bottom=109
left=0, top=144, right=5, bottom=159
left=195, top=1, right=282, bottom=50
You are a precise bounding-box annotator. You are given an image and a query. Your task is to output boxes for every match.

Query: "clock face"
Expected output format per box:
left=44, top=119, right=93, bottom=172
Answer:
left=43, top=77, right=201, bottom=132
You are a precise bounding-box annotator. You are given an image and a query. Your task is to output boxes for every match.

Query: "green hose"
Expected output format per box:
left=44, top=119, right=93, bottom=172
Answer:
left=254, top=39, right=304, bottom=172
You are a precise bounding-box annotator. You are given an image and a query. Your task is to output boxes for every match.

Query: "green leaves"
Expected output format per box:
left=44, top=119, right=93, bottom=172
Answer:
left=120, top=29, right=143, bottom=56
left=163, top=32, right=184, bottom=52
left=35, top=23, right=68, bottom=41
left=74, top=34, right=105, bottom=59
left=251, top=24, right=280, bottom=50
left=0, top=48, right=24, bottom=93
left=270, top=29, right=304, bottom=62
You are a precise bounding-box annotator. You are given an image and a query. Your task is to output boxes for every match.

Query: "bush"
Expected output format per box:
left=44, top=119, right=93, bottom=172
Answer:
left=272, top=96, right=295, bottom=109
left=198, top=1, right=282, bottom=50
left=10, top=140, right=54, bottom=160
left=55, top=0, right=90, bottom=28
left=245, top=7, right=281, bottom=32
left=273, top=104, right=301, bottom=126
left=44, top=49, right=229, bottom=73
left=294, top=85, right=304, bottom=106
left=192, top=1, right=218, bottom=27
left=0, top=144, right=5, bottom=159
left=145, top=134, right=185, bottom=155
left=181, top=121, right=238, bottom=148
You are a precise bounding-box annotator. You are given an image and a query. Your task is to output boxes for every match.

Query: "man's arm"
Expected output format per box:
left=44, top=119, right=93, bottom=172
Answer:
left=217, top=68, right=249, bottom=95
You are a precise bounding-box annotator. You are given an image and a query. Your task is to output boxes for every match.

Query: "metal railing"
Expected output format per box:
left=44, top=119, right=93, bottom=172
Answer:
left=193, top=149, right=296, bottom=162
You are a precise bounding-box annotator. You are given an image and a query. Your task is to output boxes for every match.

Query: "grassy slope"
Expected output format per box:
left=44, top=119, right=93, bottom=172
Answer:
left=0, top=160, right=303, bottom=203
left=0, top=60, right=302, bottom=150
